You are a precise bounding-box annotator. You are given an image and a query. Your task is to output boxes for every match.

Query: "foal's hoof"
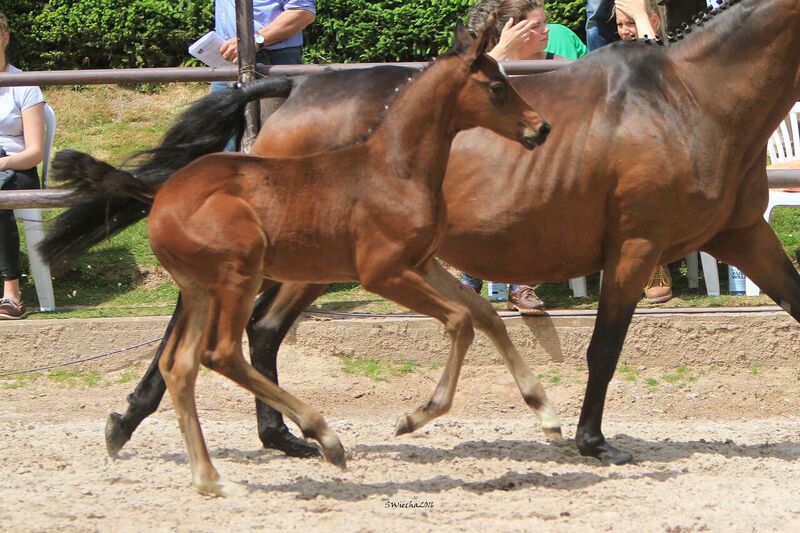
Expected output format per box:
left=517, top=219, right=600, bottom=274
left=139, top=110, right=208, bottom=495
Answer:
left=261, top=426, right=321, bottom=458
left=105, top=412, right=132, bottom=458
left=394, top=415, right=414, bottom=437
left=578, top=440, right=633, bottom=465
left=194, top=477, right=247, bottom=498
left=541, top=425, right=564, bottom=442
left=320, top=435, right=347, bottom=470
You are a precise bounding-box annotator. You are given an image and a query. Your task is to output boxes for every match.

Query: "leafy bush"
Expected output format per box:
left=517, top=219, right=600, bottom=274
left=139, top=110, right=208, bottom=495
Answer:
left=304, top=0, right=586, bottom=63
left=4, top=0, right=212, bottom=70
left=3, top=1, right=585, bottom=69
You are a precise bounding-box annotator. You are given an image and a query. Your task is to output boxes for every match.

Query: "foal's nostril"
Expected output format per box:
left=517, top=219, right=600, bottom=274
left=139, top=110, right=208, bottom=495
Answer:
left=539, top=121, right=551, bottom=138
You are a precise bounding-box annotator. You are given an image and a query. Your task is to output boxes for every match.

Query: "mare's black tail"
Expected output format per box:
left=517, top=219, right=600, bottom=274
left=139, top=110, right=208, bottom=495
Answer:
left=39, top=76, right=294, bottom=267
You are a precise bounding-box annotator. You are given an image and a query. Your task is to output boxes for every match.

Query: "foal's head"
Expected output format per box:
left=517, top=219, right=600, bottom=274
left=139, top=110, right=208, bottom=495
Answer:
left=450, top=20, right=550, bottom=149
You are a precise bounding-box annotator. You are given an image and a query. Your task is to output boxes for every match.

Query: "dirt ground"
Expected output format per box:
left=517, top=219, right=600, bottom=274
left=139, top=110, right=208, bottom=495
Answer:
left=3, top=346, right=800, bottom=532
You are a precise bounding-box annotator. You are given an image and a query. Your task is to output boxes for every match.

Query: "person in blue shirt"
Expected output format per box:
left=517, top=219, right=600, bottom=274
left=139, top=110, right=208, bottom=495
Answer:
left=215, top=0, right=315, bottom=65
left=211, top=1, right=315, bottom=150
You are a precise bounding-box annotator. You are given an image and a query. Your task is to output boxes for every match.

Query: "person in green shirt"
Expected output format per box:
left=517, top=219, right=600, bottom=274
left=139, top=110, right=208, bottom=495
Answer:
left=544, top=23, right=588, bottom=59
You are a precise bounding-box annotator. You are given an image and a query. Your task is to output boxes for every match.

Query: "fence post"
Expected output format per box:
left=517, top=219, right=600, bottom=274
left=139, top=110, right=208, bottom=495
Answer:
left=236, top=0, right=260, bottom=153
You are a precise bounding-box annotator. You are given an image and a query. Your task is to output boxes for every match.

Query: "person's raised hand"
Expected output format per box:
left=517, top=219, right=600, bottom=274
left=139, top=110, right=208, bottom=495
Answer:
left=490, top=17, right=536, bottom=61
left=615, top=0, right=648, bottom=20
left=220, top=37, right=238, bottom=63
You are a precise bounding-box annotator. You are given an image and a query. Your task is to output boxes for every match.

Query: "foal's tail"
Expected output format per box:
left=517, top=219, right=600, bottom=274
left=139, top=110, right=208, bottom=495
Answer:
left=39, top=76, right=295, bottom=267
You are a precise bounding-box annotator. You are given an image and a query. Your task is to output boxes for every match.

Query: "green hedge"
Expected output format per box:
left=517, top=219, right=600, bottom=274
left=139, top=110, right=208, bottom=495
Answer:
left=3, top=1, right=585, bottom=69
left=4, top=0, right=212, bottom=70
left=305, top=0, right=585, bottom=63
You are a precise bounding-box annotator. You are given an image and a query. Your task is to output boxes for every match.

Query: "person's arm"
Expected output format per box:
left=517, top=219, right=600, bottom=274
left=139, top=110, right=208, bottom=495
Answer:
left=220, top=9, right=316, bottom=62
left=615, top=0, right=658, bottom=39
left=488, top=17, right=536, bottom=61
left=0, top=102, right=44, bottom=171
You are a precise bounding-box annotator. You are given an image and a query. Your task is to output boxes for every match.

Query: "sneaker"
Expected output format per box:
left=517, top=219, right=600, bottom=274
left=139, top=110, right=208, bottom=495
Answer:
left=0, top=298, right=27, bottom=320
left=506, top=285, right=546, bottom=315
left=645, top=265, right=672, bottom=303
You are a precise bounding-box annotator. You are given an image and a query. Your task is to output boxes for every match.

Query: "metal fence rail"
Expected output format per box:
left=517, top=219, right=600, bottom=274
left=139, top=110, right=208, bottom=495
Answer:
left=0, top=60, right=569, bottom=87
left=1, top=170, right=799, bottom=209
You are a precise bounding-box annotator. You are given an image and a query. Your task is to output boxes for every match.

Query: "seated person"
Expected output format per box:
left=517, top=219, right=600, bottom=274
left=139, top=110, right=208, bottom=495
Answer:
left=0, top=12, right=45, bottom=319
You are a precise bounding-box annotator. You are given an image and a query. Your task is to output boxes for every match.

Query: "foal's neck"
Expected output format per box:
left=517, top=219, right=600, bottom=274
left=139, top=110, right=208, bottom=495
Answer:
left=368, top=56, right=466, bottom=190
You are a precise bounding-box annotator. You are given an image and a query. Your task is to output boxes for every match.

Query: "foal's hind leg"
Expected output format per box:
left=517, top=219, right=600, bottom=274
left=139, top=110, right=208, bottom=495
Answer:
left=203, top=283, right=346, bottom=470
left=424, top=260, right=562, bottom=440
left=248, top=282, right=328, bottom=457
left=157, top=290, right=242, bottom=496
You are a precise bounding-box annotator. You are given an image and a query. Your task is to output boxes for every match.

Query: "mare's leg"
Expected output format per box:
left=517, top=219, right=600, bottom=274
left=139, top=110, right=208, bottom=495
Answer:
left=363, top=264, right=478, bottom=435
left=105, top=295, right=182, bottom=457
left=248, top=282, right=328, bottom=457
left=422, top=261, right=562, bottom=439
left=703, top=219, right=800, bottom=320
left=575, top=240, right=659, bottom=464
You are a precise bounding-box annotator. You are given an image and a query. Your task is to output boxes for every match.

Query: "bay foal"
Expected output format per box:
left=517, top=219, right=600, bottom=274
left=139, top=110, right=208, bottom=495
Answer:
left=58, top=24, right=555, bottom=495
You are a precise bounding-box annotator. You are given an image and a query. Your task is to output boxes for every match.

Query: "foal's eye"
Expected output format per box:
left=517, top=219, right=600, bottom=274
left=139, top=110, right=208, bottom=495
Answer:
left=489, top=82, right=505, bottom=96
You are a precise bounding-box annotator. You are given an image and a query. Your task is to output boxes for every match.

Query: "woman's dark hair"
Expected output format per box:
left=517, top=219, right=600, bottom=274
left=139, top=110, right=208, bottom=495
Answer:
left=467, top=0, right=545, bottom=49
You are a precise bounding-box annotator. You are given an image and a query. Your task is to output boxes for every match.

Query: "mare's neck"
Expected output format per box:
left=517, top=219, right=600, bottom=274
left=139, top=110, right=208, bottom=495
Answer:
left=368, top=56, right=465, bottom=190
left=673, top=0, right=800, bottom=143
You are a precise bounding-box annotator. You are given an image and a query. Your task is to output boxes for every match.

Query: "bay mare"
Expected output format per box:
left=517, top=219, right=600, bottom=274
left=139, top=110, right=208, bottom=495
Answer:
left=44, top=0, right=800, bottom=466
left=49, top=25, right=558, bottom=495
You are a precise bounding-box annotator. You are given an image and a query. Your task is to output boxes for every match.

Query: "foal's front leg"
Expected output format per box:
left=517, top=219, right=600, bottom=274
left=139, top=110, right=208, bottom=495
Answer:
left=363, top=263, right=484, bottom=435
left=425, top=260, right=562, bottom=440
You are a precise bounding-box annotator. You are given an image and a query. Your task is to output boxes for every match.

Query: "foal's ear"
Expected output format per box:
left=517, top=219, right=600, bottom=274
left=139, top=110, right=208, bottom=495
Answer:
left=454, top=15, right=494, bottom=63
left=453, top=20, right=474, bottom=56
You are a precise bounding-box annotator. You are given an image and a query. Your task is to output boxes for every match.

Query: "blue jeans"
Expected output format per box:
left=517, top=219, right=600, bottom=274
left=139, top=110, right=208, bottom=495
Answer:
left=586, top=0, right=618, bottom=51
left=460, top=273, right=526, bottom=294
left=210, top=46, right=304, bottom=152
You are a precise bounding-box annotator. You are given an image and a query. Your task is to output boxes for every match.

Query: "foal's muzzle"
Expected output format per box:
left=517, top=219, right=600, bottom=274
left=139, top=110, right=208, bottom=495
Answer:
left=520, top=121, right=550, bottom=150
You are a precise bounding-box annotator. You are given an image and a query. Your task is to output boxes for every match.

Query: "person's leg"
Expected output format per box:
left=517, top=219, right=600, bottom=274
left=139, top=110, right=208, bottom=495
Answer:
left=644, top=264, right=673, bottom=303
left=507, top=284, right=545, bottom=315
left=210, top=81, right=237, bottom=152
left=259, top=46, right=303, bottom=66
left=0, top=168, right=39, bottom=319
left=586, top=0, right=619, bottom=51
left=460, top=273, right=483, bottom=293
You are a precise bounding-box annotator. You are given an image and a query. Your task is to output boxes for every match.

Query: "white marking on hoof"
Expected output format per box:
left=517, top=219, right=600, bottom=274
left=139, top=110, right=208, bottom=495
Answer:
left=194, top=477, right=246, bottom=497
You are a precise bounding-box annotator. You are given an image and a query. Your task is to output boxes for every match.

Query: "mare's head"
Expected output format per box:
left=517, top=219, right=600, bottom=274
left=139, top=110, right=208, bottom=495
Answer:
left=449, top=20, right=550, bottom=149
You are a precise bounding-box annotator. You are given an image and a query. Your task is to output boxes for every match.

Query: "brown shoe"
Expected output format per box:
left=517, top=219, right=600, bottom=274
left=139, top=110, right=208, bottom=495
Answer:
left=645, top=265, right=672, bottom=303
left=507, top=285, right=546, bottom=315
left=0, top=298, right=27, bottom=320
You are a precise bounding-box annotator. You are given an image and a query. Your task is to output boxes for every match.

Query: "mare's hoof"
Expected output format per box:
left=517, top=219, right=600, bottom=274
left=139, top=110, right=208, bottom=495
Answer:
left=541, top=426, right=564, bottom=442
left=105, top=412, right=132, bottom=458
left=394, top=415, right=414, bottom=437
left=195, top=477, right=247, bottom=498
left=261, top=426, right=321, bottom=458
left=578, top=440, right=633, bottom=465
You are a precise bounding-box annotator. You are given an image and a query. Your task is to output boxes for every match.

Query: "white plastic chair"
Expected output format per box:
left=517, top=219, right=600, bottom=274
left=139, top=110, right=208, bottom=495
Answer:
left=12, top=103, right=56, bottom=312
left=568, top=251, right=720, bottom=298
left=738, top=102, right=800, bottom=296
